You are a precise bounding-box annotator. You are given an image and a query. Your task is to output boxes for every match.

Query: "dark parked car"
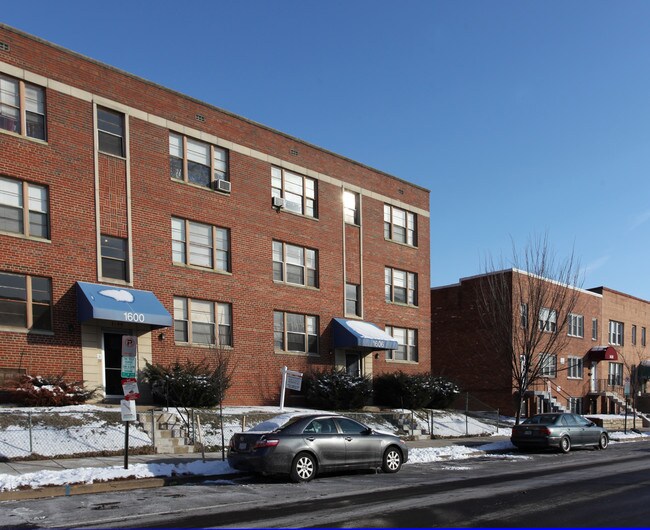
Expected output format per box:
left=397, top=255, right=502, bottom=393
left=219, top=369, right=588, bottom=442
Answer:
left=511, top=413, right=609, bottom=453
left=228, top=413, right=408, bottom=482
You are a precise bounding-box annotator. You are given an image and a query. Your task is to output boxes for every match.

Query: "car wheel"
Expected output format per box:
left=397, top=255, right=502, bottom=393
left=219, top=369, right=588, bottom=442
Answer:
left=598, top=433, right=609, bottom=450
left=290, top=452, right=317, bottom=483
left=382, top=446, right=403, bottom=473
left=559, top=435, right=571, bottom=454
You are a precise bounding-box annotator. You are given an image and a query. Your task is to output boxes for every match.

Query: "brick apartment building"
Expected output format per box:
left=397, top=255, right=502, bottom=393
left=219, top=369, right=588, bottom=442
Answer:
left=431, top=270, right=650, bottom=417
left=0, top=24, right=431, bottom=405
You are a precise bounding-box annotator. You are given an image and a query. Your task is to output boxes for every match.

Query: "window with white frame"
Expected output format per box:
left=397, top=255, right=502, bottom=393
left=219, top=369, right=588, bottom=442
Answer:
left=568, top=397, right=583, bottom=414
left=169, top=133, right=228, bottom=190
left=609, top=320, right=624, bottom=346
left=173, top=297, right=232, bottom=347
left=273, top=241, right=318, bottom=288
left=539, top=308, right=557, bottom=333
left=643, top=327, right=647, bottom=347
left=0, top=74, right=46, bottom=140
left=271, top=166, right=317, bottom=218
left=101, top=235, right=129, bottom=282
left=343, top=190, right=359, bottom=225
left=608, top=362, right=623, bottom=386
left=592, top=318, right=598, bottom=341
left=520, top=303, right=528, bottom=328
left=540, top=353, right=557, bottom=377
left=97, top=107, right=125, bottom=157
left=568, top=313, right=584, bottom=337
left=384, top=204, right=416, bottom=246
left=0, top=271, right=52, bottom=331
left=171, top=217, right=230, bottom=272
left=0, top=176, right=49, bottom=239
left=273, top=311, right=318, bottom=354
left=632, top=325, right=637, bottom=345
left=385, top=267, right=417, bottom=306
left=567, top=356, right=583, bottom=379
left=345, top=283, right=361, bottom=317
left=385, top=326, right=418, bottom=362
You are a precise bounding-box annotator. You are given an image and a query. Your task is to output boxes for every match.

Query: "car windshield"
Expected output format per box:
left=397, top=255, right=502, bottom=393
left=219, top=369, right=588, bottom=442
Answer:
left=523, top=414, right=559, bottom=425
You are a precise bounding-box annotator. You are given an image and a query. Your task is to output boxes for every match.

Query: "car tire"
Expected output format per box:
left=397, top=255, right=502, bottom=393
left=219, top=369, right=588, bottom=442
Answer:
left=382, top=446, right=403, bottom=473
left=290, top=452, right=317, bottom=483
left=598, top=433, right=609, bottom=450
left=559, top=436, right=571, bottom=454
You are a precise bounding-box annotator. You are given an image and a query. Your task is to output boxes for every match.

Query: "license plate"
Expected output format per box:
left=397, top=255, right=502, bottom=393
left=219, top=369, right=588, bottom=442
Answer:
left=239, top=442, right=248, bottom=450
left=524, top=430, right=532, bottom=436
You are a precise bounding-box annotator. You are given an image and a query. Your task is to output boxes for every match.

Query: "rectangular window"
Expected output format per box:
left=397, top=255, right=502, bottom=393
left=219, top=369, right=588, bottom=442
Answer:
left=0, top=271, right=52, bottom=331
left=0, top=176, right=49, bottom=239
left=609, top=320, right=624, bottom=346
left=567, top=356, right=583, bottom=379
left=171, top=217, right=230, bottom=272
left=384, top=204, right=416, bottom=246
left=0, top=74, right=46, bottom=140
left=568, top=314, right=584, bottom=338
left=271, top=166, right=317, bottom=218
left=273, top=311, right=318, bottom=354
left=173, top=297, right=232, bottom=347
left=592, top=318, right=598, bottom=341
left=169, top=133, right=229, bottom=190
left=345, top=283, right=361, bottom=317
left=97, top=107, right=125, bottom=157
left=101, top=235, right=129, bottom=282
left=520, top=303, right=528, bottom=328
left=540, top=353, right=557, bottom=377
left=643, top=327, right=647, bottom=347
left=385, top=326, right=418, bottom=362
left=632, top=325, right=637, bottom=345
left=272, top=241, right=318, bottom=288
left=568, top=397, right=583, bottom=414
left=385, top=267, right=417, bottom=305
left=608, top=362, right=623, bottom=386
left=539, top=308, right=557, bottom=333
left=343, top=190, right=360, bottom=225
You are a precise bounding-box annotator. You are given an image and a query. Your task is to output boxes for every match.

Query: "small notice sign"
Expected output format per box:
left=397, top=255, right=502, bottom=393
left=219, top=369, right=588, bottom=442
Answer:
left=121, top=356, right=137, bottom=378
left=286, top=371, right=303, bottom=391
left=122, top=378, right=140, bottom=400
left=121, top=336, right=137, bottom=357
left=120, top=399, right=137, bottom=422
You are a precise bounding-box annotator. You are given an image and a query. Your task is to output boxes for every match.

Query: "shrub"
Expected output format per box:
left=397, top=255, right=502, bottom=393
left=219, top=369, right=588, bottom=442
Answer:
left=142, top=358, right=232, bottom=408
left=303, top=369, right=372, bottom=410
left=373, top=372, right=459, bottom=409
left=3, top=374, right=98, bottom=406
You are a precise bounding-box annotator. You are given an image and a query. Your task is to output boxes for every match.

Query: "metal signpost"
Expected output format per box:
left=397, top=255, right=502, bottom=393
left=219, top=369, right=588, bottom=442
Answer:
left=120, top=336, right=138, bottom=469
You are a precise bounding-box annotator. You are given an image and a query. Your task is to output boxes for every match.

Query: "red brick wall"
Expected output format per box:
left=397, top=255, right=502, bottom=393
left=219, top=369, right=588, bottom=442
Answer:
left=0, top=25, right=431, bottom=404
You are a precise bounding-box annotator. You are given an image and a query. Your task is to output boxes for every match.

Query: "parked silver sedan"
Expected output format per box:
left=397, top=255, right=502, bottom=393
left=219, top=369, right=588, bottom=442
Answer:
left=511, top=413, right=609, bottom=453
left=227, top=414, right=408, bottom=482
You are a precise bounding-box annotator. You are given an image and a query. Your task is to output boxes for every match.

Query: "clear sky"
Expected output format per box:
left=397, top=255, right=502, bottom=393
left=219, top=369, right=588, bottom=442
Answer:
left=3, top=1, right=650, bottom=299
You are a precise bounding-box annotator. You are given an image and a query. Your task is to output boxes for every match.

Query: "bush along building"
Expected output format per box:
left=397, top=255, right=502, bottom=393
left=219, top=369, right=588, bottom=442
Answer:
left=0, top=24, right=431, bottom=405
left=431, top=270, right=650, bottom=419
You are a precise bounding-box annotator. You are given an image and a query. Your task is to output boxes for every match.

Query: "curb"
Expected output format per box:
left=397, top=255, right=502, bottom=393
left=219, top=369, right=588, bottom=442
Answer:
left=0, top=472, right=242, bottom=502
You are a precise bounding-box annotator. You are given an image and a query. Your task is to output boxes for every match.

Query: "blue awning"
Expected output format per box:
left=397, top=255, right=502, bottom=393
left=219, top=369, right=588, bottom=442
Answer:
left=76, top=282, right=172, bottom=328
left=331, top=318, right=398, bottom=351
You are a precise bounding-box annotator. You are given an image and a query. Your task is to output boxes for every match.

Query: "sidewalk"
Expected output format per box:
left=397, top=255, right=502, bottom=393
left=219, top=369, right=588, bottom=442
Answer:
left=0, top=436, right=510, bottom=501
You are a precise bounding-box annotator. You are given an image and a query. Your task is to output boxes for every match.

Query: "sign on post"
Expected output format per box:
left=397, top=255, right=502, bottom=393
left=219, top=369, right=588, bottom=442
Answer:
left=121, top=335, right=137, bottom=356
left=121, top=356, right=137, bottom=379
left=279, top=366, right=303, bottom=411
left=122, top=378, right=140, bottom=400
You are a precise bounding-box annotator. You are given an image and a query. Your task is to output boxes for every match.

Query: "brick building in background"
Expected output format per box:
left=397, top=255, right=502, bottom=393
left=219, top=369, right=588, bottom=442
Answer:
left=431, top=270, right=650, bottom=417
left=0, top=24, right=430, bottom=405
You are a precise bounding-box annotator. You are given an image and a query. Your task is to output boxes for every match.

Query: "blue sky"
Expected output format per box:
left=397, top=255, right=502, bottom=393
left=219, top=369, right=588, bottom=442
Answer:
left=3, top=1, right=650, bottom=298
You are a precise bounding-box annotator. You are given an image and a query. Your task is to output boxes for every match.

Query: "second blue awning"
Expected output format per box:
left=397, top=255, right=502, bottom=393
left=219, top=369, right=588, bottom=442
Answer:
left=76, top=282, right=172, bottom=328
left=331, top=318, right=398, bottom=351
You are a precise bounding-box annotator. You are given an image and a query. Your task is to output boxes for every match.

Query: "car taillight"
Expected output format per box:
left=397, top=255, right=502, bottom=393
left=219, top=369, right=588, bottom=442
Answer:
left=254, top=438, right=280, bottom=449
left=541, top=427, right=551, bottom=435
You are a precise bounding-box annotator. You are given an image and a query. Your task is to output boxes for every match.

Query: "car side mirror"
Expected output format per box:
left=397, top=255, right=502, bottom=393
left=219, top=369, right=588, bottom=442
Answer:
left=363, top=427, right=373, bottom=435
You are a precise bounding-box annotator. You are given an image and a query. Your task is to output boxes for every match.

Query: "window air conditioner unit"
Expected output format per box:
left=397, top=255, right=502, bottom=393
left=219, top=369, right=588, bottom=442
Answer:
left=272, top=196, right=285, bottom=209
left=215, top=179, right=231, bottom=193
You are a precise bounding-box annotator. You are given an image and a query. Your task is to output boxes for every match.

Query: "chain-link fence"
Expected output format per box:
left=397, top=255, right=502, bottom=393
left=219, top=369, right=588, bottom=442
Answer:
left=446, top=392, right=506, bottom=436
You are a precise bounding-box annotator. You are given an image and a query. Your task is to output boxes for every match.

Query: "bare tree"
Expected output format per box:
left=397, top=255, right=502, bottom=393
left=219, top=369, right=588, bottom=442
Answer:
left=478, top=234, right=582, bottom=424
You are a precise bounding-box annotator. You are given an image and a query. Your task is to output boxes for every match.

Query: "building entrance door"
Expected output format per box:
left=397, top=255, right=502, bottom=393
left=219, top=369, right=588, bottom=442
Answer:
left=346, top=353, right=362, bottom=377
left=103, top=332, right=125, bottom=396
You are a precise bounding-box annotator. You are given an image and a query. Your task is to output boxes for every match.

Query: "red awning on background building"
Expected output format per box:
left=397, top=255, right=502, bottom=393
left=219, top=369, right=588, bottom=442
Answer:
left=584, top=346, right=619, bottom=361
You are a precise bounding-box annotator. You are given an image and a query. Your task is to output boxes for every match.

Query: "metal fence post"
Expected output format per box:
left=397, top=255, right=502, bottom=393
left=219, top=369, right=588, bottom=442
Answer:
left=465, top=392, right=469, bottom=436
left=28, top=411, right=33, bottom=453
left=150, top=409, right=155, bottom=449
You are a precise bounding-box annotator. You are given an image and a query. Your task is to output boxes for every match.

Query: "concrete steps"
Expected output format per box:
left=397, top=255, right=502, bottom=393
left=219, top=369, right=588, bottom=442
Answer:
left=138, top=411, right=196, bottom=454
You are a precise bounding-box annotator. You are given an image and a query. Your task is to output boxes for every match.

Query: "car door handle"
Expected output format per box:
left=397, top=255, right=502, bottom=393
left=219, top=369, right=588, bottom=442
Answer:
left=345, top=437, right=353, bottom=441
left=306, top=437, right=315, bottom=442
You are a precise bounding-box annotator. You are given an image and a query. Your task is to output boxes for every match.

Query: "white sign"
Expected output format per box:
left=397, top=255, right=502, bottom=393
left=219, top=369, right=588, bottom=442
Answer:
left=121, top=336, right=137, bottom=357
left=121, top=356, right=137, bottom=378
left=120, top=399, right=137, bottom=422
left=122, top=379, right=140, bottom=400
left=286, top=372, right=303, bottom=391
